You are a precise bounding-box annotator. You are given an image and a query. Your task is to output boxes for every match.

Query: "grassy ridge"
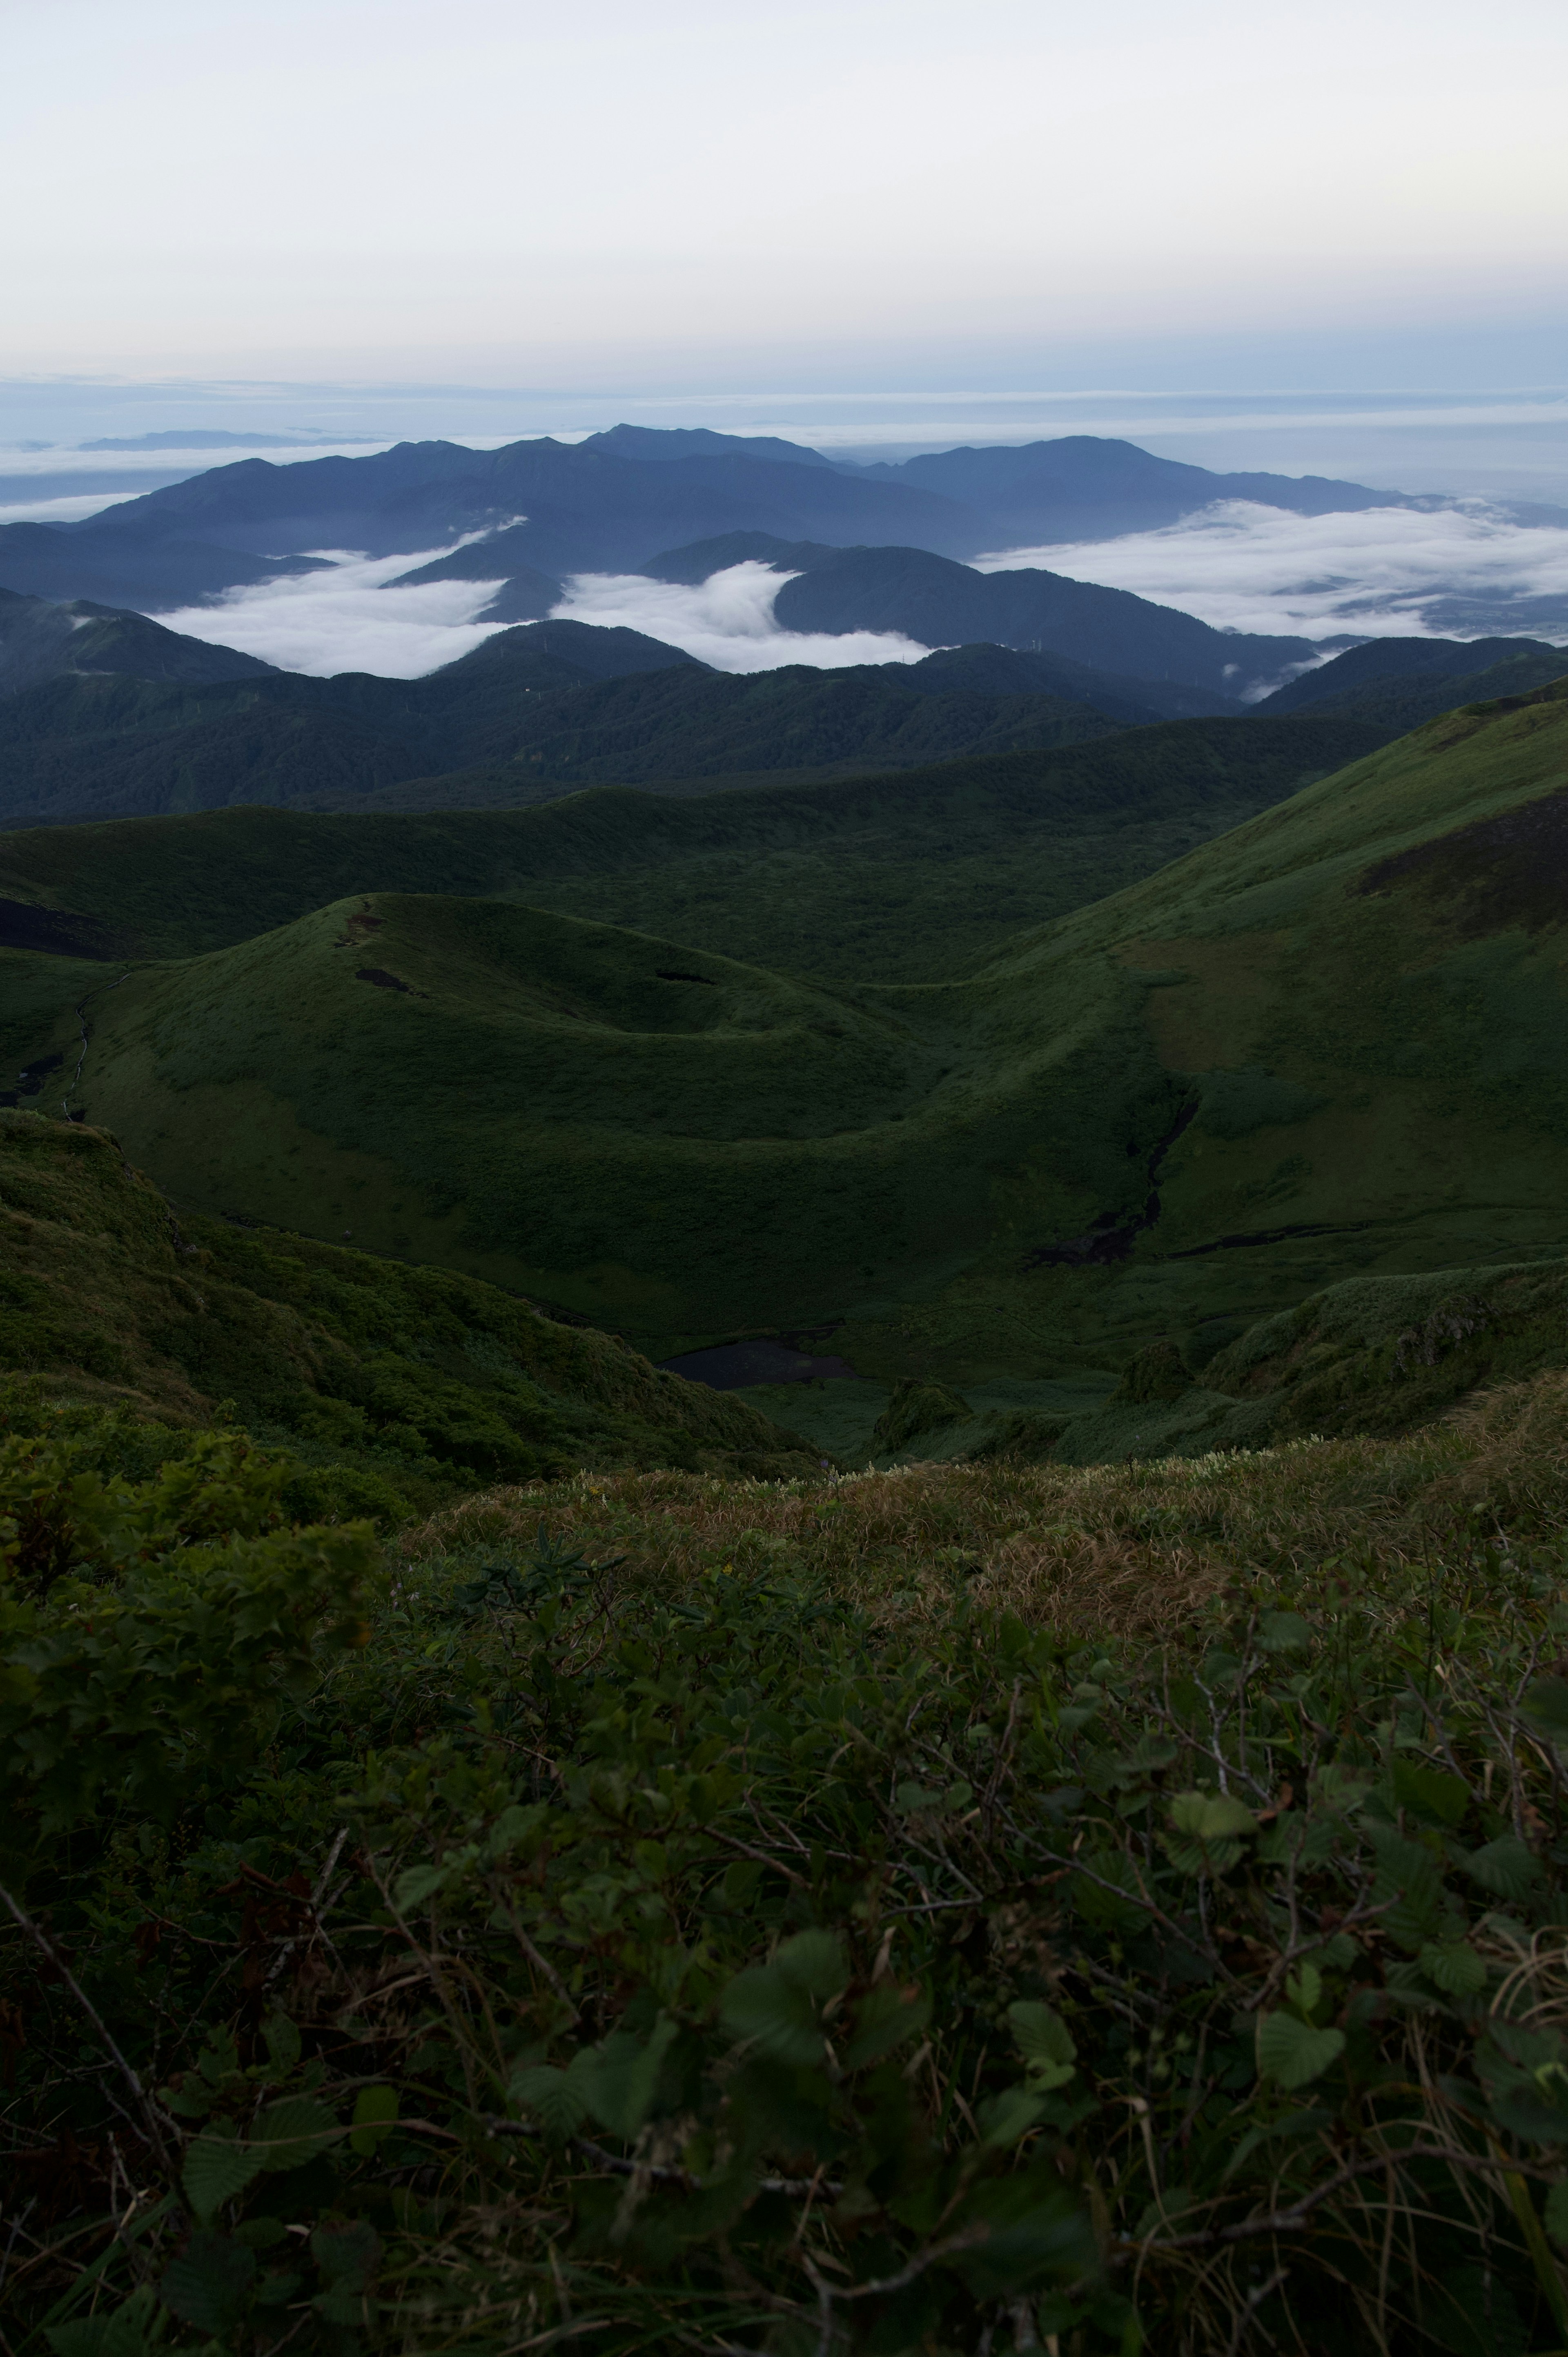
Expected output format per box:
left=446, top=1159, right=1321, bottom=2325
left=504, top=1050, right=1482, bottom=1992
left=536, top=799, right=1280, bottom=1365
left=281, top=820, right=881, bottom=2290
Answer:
left=0, top=1111, right=817, bottom=1509
left=4, top=687, right=1566, bottom=1388
left=0, top=712, right=1383, bottom=977
left=0, top=650, right=1128, bottom=827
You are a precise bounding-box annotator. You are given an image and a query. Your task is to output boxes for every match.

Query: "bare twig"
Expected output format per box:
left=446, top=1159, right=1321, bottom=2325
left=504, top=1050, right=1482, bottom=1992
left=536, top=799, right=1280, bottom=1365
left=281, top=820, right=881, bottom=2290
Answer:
left=0, top=1882, right=172, bottom=2167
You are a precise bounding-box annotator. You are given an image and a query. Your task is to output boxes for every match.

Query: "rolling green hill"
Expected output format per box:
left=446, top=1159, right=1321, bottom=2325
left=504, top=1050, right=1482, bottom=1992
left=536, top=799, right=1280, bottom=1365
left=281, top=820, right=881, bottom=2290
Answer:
left=0, top=714, right=1382, bottom=979
left=0, top=1110, right=816, bottom=1503
left=4, top=684, right=1567, bottom=1390
left=1254, top=635, right=1566, bottom=732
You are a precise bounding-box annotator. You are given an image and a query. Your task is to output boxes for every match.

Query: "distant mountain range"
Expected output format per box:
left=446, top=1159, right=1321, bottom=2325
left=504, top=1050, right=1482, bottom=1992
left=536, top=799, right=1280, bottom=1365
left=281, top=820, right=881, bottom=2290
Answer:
left=0, top=580, right=1560, bottom=829
left=0, top=423, right=1423, bottom=620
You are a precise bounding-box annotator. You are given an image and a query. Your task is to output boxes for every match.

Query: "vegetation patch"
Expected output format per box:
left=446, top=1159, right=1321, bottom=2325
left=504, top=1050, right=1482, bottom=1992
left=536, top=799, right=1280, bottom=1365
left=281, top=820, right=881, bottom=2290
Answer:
left=11, top=1377, right=1568, bottom=2350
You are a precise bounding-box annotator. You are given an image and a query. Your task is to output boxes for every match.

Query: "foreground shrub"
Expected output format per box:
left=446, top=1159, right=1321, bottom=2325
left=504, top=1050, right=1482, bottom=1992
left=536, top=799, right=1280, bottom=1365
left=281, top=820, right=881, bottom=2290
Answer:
left=11, top=1410, right=1568, bottom=2350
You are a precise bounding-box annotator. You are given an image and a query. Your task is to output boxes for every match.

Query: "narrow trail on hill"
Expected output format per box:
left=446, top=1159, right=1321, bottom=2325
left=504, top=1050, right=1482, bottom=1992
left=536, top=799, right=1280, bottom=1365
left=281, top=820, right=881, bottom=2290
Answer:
left=61, top=971, right=133, bottom=1120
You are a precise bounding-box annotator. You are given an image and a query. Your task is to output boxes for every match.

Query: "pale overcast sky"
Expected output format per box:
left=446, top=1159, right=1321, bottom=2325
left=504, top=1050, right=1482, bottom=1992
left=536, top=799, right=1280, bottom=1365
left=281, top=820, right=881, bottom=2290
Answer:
left=4, top=0, right=1565, bottom=387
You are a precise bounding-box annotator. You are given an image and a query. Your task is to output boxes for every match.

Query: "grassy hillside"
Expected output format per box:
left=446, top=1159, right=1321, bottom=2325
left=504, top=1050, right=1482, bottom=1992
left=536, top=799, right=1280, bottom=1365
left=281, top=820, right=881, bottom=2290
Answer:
left=0, top=713, right=1383, bottom=979
left=1257, top=636, right=1566, bottom=732
left=7, top=680, right=1562, bottom=1379
left=0, top=1110, right=816, bottom=1506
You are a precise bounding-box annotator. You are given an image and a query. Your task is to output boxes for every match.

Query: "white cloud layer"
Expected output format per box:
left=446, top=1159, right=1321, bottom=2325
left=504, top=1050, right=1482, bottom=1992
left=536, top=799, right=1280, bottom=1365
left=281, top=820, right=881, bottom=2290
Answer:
left=152, top=551, right=926, bottom=678
left=157, top=549, right=509, bottom=677
left=550, top=565, right=927, bottom=671
left=978, top=501, right=1568, bottom=642
left=123, top=507, right=1568, bottom=680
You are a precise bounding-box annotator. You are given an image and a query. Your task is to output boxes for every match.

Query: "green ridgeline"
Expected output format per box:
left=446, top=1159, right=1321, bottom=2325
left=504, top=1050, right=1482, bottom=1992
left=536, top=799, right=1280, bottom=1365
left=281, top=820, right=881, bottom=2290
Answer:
left=0, top=1111, right=817, bottom=1513
left=0, top=653, right=1126, bottom=827
left=5, top=682, right=1568, bottom=1392
left=0, top=712, right=1381, bottom=980
left=745, top=1253, right=1568, bottom=1468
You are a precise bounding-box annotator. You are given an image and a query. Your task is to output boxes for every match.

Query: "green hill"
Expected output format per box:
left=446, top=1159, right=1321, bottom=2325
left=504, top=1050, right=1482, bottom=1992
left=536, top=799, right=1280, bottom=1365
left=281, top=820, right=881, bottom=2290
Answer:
left=0, top=713, right=1383, bottom=980
left=4, top=683, right=1566, bottom=1387
left=0, top=1110, right=816, bottom=1505
left=1254, top=634, right=1566, bottom=733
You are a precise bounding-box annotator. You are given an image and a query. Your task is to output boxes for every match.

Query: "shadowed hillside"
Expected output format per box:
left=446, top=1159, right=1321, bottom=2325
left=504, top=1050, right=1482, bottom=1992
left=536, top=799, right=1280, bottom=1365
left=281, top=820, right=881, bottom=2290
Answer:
left=4, top=684, right=1568, bottom=1377
left=0, top=1110, right=815, bottom=1504
left=0, top=712, right=1379, bottom=977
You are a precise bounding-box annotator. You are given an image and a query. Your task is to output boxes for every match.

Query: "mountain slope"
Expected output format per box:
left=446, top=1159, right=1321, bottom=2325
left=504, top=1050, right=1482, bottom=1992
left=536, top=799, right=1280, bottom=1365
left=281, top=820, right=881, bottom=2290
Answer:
left=0, top=589, right=279, bottom=697
left=0, top=621, right=706, bottom=826
left=641, top=536, right=1318, bottom=698
left=1253, top=635, right=1566, bottom=728
left=6, top=685, right=1565, bottom=1376
left=844, top=435, right=1418, bottom=546
left=0, top=1109, right=816, bottom=1500
left=0, top=715, right=1384, bottom=977
left=0, top=426, right=1412, bottom=611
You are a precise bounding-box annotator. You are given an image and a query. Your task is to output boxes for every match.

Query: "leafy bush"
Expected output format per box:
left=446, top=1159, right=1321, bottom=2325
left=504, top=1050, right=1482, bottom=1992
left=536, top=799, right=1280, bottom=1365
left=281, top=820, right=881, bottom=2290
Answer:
left=12, top=1409, right=1568, bottom=2351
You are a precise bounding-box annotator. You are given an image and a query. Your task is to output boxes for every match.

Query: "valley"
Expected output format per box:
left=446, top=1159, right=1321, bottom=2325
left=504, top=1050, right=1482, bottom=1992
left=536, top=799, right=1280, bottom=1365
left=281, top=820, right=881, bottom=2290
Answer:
left=8, top=420, right=1568, bottom=2357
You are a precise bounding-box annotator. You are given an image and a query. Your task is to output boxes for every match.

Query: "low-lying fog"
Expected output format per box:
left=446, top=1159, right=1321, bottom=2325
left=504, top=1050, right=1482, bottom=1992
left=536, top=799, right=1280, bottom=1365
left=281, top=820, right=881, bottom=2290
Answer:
left=154, top=499, right=1568, bottom=680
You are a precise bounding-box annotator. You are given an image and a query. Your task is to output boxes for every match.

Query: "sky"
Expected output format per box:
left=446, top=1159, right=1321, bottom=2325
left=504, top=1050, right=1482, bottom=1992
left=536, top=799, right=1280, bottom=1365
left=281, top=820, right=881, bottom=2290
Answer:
left=4, top=0, right=1565, bottom=390
left=4, top=0, right=1566, bottom=681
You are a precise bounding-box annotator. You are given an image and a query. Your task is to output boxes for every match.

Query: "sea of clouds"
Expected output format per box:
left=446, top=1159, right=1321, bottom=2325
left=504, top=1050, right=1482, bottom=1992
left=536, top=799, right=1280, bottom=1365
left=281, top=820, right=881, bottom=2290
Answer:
left=158, top=552, right=928, bottom=677
left=109, top=498, right=1568, bottom=678
left=978, top=500, right=1568, bottom=643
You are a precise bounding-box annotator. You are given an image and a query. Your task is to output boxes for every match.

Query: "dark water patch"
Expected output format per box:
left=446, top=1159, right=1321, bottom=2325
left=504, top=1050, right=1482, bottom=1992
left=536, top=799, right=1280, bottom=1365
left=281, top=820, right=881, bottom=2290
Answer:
left=355, top=966, right=428, bottom=997
left=9, top=1050, right=64, bottom=1104
left=660, top=1338, right=860, bottom=1390
left=656, top=968, right=717, bottom=985
left=0, top=897, right=129, bottom=960
left=1025, top=1099, right=1199, bottom=1269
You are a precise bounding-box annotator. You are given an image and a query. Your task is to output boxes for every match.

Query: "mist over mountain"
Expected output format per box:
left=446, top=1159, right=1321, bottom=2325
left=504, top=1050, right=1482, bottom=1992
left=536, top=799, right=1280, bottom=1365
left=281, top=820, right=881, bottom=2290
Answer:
left=636, top=537, right=1323, bottom=697
left=0, top=425, right=1431, bottom=624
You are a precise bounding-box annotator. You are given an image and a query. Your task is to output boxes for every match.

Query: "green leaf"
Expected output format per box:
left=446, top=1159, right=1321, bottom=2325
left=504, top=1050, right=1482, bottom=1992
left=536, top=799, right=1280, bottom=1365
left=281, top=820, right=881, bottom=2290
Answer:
left=311, top=2221, right=379, bottom=2288
left=1009, top=2000, right=1077, bottom=2091
left=1258, top=1610, right=1312, bottom=1654
left=577, top=2014, right=680, bottom=2138
left=45, top=2286, right=163, bottom=2357
left=1256, top=2011, right=1346, bottom=2090
left=161, top=2234, right=257, bottom=2334
left=1286, top=1962, right=1323, bottom=2018
left=1523, top=1677, right=1568, bottom=1742
left=720, top=1931, right=847, bottom=2067
left=252, top=2095, right=343, bottom=2171
left=392, top=1861, right=452, bottom=1910
left=1367, top=1822, right=1443, bottom=1947
left=978, top=2084, right=1049, bottom=2148
left=1544, top=2179, right=1568, bottom=2252
left=350, top=2084, right=399, bottom=2156
left=510, top=2063, right=591, bottom=2140
left=1466, top=1835, right=1543, bottom=1902
left=1167, top=1791, right=1258, bottom=1841
left=1392, top=1757, right=1470, bottom=1827
left=1420, top=1940, right=1487, bottom=1997
left=773, top=1929, right=848, bottom=2000
left=261, top=2012, right=301, bottom=2079
left=840, top=1980, right=931, bottom=2072
left=182, top=2133, right=267, bottom=2224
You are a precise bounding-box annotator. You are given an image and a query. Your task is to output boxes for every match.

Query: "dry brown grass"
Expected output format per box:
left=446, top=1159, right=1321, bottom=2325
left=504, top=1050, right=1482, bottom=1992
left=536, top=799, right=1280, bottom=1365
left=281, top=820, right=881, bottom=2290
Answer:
left=388, top=1379, right=1568, bottom=1635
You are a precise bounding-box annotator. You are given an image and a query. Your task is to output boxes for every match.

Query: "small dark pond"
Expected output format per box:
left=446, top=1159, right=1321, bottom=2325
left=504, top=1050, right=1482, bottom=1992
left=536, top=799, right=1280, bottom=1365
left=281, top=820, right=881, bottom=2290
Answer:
left=659, top=1339, right=859, bottom=1391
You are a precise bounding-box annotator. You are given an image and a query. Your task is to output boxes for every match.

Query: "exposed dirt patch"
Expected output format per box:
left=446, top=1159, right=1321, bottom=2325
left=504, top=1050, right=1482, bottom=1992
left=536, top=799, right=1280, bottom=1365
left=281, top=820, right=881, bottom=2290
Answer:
left=1357, top=783, right=1568, bottom=934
